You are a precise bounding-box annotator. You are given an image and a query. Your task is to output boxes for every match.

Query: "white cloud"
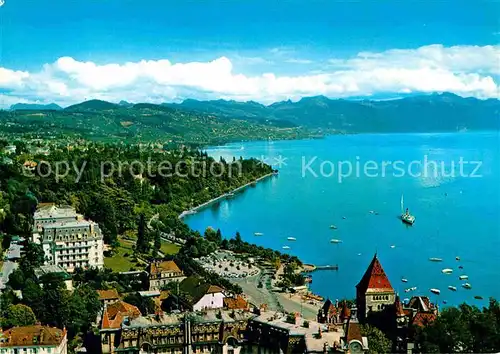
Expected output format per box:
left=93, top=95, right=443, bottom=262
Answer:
left=285, top=58, right=314, bottom=64
left=0, top=44, right=498, bottom=107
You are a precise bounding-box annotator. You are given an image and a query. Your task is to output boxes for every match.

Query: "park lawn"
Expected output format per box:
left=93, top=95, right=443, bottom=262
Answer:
left=160, top=240, right=180, bottom=255
left=104, top=238, right=136, bottom=272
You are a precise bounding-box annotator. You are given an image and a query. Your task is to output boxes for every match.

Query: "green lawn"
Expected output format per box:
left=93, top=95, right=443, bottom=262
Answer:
left=104, top=239, right=137, bottom=272
left=160, top=240, right=180, bottom=255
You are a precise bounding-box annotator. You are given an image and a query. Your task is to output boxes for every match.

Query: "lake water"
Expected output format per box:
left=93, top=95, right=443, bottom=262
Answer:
left=185, top=132, right=500, bottom=307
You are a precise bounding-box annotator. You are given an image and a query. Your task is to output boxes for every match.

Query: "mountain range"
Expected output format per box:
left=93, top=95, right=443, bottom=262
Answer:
left=5, top=93, right=500, bottom=139
left=165, top=93, right=500, bottom=133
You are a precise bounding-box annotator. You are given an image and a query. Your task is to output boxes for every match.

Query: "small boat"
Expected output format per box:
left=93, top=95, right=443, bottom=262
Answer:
left=329, top=225, right=338, bottom=230
left=342, top=216, right=346, bottom=219
left=430, top=288, right=441, bottom=295
left=459, top=275, right=468, bottom=280
left=390, top=245, right=396, bottom=249
left=448, top=286, right=457, bottom=291
left=287, top=237, right=296, bottom=241
left=369, top=210, right=375, bottom=214
left=401, top=278, right=408, bottom=283
left=226, top=193, right=235, bottom=198
left=357, top=253, right=362, bottom=256
left=458, top=266, right=464, bottom=269
left=462, top=283, right=472, bottom=289
left=400, top=194, right=415, bottom=225
left=330, top=239, right=343, bottom=244
left=282, top=246, right=290, bottom=250
left=455, top=256, right=460, bottom=261
left=474, top=295, right=483, bottom=300
left=429, top=258, right=443, bottom=262
left=442, top=268, right=453, bottom=274
left=404, top=287, right=417, bottom=293
left=254, top=232, right=264, bottom=236
left=443, top=300, right=447, bottom=304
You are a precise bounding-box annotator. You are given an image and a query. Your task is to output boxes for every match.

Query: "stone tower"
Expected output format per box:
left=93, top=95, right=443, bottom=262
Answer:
left=356, top=253, right=395, bottom=322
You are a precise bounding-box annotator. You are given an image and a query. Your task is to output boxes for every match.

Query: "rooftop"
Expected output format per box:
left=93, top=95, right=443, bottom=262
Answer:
left=102, top=301, right=142, bottom=330
left=150, top=260, right=183, bottom=275
left=97, top=289, right=120, bottom=301
left=42, top=220, right=97, bottom=229
left=0, top=325, right=66, bottom=348
left=34, top=204, right=80, bottom=219
left=356, top=253, right=393, bottom=293
left=34, top=265, right=71, bottom=279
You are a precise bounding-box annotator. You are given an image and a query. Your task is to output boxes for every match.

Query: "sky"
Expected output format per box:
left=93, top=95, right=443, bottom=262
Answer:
left=0, top=0, right=498, bottom=107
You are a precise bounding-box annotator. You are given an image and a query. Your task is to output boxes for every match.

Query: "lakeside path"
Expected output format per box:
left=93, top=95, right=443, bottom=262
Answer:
left=178, top=172, right=275, bottom=219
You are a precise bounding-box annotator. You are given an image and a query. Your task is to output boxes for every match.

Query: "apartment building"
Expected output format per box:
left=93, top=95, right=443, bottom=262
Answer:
left=33, top=204, right=104, bottom=273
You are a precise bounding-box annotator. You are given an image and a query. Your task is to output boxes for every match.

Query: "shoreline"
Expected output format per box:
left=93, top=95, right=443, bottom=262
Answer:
left=178, top=172, right=276, bottom=219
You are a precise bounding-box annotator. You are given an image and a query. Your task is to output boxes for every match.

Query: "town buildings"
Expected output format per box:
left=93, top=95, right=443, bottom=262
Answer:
left=0, top=325, right=68, bottom=354
left=148, top=260, right=186, bottom=291
left=32, top=203, right=104, bottom=273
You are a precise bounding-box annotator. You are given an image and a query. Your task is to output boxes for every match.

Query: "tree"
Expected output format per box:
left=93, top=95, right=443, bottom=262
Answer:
left=3, top=304, right=37, bottom=328
left=124, top=292, right=156, bottom=315
left=20, top=241, right=45, bottom=273
left=360, top=324, right=392, bottom=354
left=8, top=268, right=25, bottom=290
left=136, top=213, right=149, bottom=254
left=152, top=231, right=161, bottom=258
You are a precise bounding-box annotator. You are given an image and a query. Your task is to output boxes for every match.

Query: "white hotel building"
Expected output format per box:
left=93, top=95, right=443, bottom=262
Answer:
left=33, top=204, right=104, bottom=272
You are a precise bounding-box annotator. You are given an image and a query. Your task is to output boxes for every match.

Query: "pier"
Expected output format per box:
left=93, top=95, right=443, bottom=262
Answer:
left=302, top=264, right=339, bottom=272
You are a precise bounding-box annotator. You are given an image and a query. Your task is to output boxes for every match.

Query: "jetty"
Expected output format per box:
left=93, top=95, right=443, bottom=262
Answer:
left=178, top=172, right=275, bottom=219
left=302, top=263, right=339, bottom=272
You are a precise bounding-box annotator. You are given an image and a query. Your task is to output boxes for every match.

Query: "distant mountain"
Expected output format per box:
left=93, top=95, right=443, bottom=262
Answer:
left=0, top=101, right=308, bottom=145
left=65, top=99, right=119, bottom=112
left=119, top=100, right=134, bottom=107
left=10, top=103, right=62, bottom=111
left=169, top=93, right=500, bottom=133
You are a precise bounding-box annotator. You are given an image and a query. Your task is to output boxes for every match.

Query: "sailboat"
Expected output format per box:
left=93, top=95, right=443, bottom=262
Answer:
left=400, top=194, right=415, bottom=225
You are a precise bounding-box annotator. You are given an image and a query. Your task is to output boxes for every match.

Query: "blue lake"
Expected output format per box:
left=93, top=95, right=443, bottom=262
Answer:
left=185, top=132, right=500, bottom=307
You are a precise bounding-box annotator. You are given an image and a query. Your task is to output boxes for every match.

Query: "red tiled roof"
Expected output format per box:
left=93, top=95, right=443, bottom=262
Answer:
left=97, top=289, right=120, bottom=301
left=150, top=261, right=183, bottom=275
left=0, top=325, right=66, bottom=347
left=224, top=295, right=248, bottom=310
left=346, top=321, right=363, bottom=342
left=395, top=296, right=405, bottom=317
left=340, top=302, right=351, bottom=321
left=411, top=312, right=437, bottom=327
left=356, top=254, right=393, bottom=293
left=101, top=301, right=141, bottom=330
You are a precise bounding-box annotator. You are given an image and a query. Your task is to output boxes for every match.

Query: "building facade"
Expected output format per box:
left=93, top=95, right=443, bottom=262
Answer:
left=0, top=325, right=68, bottom=354
left=148, top=261, right=186, bottom=291
left=32, top=204, right=104, bottom=273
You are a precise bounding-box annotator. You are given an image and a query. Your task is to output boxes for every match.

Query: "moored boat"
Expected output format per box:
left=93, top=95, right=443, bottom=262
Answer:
left=442, top=268, right=453, bottom=274
left=448, top=286, right=457, bottom=291
left=330, top=239, right=342, bottom=244
left=429, top=257, right=443, bottom=262
left=459, top=275, right=468, bottom=280
left=430, top=288, right=441, bottom=295
left=462, top=283, right=472, bottom=289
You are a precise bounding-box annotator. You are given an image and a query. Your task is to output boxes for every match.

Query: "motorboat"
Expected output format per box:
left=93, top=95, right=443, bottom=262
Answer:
left=430, top=288, right=441, bottom=295
left=459, top=275, right=468, bottom=280
left=330, top=239, right=342, bottom=244
left=401, top=278, right=408, bottom=283
left=442, top=268, right=453, bottom=274
left=448, top=286, right=457, bottom=291
left=282, top=246, right=290, bottom=250
left=474, top=295, right=483, bottom=300
left=329, top=225, right=338, bottom=230
left=429, top=258, right=443, bottom=262
left=462, top=283, right=472, bottom=289
left=390, top=245, right=396, bottom=249
left=254, top=232, right=264, bottom=236
left=287, top=237, right=296, bottom=241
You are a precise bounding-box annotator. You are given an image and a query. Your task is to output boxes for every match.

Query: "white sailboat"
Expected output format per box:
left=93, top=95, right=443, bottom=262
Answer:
left=400, top=194, right=415, bottom=225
